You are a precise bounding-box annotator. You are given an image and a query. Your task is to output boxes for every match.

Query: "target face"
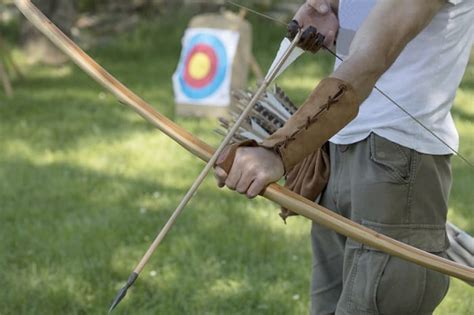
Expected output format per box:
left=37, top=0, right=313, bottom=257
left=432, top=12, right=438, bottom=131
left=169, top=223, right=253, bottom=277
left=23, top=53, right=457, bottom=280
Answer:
left=173, top=28, right=239, bottom=106
left=178, top=33, right=228, bottom=99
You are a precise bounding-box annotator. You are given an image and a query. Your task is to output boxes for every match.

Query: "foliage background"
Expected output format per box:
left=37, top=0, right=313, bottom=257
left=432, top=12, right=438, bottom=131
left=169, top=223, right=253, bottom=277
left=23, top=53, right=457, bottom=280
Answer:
left=0, top=4, right=473, bottom=315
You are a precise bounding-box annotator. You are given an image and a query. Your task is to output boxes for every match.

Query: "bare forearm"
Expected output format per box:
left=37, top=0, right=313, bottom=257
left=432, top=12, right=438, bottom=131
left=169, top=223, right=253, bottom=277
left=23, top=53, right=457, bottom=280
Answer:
left=331, top=0, right=444, bottom=102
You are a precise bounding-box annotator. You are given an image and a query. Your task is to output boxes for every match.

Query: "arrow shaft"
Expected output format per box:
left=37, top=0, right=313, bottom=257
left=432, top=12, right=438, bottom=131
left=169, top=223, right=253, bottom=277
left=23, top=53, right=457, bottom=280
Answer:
left=134, top=33, right=301, bottom=274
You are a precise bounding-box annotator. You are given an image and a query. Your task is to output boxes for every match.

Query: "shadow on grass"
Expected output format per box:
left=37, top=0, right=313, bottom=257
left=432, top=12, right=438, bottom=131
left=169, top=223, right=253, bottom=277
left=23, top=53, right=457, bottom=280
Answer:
left=0, top=155, right=311, bottom=314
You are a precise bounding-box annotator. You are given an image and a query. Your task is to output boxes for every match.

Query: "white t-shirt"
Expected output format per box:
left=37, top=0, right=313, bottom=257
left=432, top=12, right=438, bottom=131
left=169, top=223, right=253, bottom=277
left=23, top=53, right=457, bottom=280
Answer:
left=330, top=0, right=473, bottom=155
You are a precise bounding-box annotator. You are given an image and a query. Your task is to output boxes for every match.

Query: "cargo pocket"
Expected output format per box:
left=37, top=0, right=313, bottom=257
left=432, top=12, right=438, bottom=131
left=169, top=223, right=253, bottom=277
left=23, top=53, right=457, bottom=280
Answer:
left=376, top=254, right=449, bottom=314
left=341, top=220, right=450, bottom=314
left=369, top=133, right=415, bottom=184
left=343, top=239, right=389, bottom=314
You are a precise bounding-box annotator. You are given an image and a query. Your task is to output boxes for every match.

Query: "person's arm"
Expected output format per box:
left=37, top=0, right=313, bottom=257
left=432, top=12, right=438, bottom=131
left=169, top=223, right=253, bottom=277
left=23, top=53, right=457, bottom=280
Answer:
left=332, top=0, right=445, bottom=102
left=215, top=0, right=445, bottom=198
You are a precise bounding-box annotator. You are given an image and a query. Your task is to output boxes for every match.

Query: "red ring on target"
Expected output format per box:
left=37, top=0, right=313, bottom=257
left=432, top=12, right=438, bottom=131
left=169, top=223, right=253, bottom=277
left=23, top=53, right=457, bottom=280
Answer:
left=183, top=44, right=218, bottom=89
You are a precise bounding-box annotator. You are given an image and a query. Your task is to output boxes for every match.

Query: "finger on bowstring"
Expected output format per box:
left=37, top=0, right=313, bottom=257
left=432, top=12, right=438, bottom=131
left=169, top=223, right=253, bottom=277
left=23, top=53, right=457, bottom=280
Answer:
left=322, top=30, right=335, bottom=48
left=287, top=20, right=300, bottom=40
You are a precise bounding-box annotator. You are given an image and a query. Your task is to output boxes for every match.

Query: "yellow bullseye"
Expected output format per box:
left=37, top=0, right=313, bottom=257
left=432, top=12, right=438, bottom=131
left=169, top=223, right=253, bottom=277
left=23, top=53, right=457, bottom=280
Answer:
left=188, top=52, right=211, bottom=80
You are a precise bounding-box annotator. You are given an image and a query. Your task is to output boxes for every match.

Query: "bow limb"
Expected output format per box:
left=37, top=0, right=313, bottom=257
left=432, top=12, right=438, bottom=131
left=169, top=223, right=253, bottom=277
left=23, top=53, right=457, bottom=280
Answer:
left=15, top=0, right=474, bottom=283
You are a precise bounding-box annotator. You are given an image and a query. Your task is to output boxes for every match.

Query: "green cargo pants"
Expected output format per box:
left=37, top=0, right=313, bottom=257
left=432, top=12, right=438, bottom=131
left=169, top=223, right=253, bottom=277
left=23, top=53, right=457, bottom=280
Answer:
left=311, top=133, right=451, bottom=315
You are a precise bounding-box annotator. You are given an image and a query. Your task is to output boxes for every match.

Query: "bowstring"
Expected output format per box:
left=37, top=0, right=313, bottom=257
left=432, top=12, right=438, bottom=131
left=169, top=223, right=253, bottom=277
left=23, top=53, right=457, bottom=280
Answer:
left=225, top=0, right=474, bottom=169
left=226, top=1, right=287, bottom=27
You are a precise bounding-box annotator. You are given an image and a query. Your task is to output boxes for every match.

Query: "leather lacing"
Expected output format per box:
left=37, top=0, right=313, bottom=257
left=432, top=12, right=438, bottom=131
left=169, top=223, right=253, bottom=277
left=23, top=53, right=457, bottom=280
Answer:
left=276, top=85, right=347, bottom=150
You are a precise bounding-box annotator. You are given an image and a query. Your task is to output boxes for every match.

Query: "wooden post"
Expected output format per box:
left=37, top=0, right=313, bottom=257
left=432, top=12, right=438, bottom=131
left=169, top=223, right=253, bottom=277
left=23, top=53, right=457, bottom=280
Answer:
left=0, top=60, right=13, bottom=98
left=0, top=35, right=16, bottom=98
left=4, top=53, right=24, bottom=80
left=0, top=37, right=17, bottom=97
left=249, top=53, right=263, bottom=81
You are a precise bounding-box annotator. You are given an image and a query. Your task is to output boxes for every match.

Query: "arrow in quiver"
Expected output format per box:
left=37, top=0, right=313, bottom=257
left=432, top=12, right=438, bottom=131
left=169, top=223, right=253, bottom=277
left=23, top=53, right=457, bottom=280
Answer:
left=216, top=85, right=297, bottom=142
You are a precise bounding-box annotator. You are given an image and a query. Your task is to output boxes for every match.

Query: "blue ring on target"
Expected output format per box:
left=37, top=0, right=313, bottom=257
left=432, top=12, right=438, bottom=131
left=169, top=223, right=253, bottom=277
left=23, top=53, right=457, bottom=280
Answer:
left=178, top=33, right=228, bottom=99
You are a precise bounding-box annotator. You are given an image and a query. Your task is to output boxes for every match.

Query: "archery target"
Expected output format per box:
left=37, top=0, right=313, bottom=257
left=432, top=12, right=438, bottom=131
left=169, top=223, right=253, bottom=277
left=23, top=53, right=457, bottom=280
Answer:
left=173, top=28, right=239, bottom=106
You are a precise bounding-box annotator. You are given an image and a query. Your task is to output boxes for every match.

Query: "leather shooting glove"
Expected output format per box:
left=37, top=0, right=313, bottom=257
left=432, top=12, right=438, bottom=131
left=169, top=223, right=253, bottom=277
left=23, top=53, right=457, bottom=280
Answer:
left=287, top=20, right=325, bottom=53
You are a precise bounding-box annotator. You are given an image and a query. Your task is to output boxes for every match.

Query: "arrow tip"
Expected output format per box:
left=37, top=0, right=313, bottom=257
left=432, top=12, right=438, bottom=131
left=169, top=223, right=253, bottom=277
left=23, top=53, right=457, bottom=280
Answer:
left=108, top=272, right=139, bottom=313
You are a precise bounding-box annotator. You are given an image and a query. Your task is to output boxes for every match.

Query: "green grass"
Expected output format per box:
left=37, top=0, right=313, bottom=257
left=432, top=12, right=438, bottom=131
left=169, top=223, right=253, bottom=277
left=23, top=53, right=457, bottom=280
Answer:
left=0, top=14, right=473, bottom=315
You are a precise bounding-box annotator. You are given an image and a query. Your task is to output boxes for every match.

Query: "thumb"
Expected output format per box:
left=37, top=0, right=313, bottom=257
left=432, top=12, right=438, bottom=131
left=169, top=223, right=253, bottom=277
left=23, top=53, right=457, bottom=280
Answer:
left=215, top=143, right=237, bottom=174
left=307, top=0, right=330, bottom=14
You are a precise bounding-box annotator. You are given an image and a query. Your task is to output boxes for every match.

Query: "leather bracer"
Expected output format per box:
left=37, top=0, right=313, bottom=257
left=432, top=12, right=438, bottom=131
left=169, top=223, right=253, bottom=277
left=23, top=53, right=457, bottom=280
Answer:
left=260, top=77, right=358, bottom=172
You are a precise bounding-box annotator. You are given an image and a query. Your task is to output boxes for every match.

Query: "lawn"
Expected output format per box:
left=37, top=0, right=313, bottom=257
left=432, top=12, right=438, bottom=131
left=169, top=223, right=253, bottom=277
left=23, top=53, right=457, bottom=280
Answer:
left=0, top=12, right=472, bottom=315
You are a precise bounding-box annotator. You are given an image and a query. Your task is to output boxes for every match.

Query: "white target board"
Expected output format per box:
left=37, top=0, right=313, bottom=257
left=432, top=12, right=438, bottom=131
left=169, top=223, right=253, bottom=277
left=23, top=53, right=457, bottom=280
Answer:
left=172, top=28, right=240, bottom=107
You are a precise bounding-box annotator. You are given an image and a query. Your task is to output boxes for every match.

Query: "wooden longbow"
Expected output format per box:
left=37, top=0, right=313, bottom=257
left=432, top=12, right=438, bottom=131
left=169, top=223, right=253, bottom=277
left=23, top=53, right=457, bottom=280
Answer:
left=14, top=0, right=474, bottom=284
